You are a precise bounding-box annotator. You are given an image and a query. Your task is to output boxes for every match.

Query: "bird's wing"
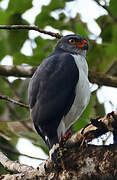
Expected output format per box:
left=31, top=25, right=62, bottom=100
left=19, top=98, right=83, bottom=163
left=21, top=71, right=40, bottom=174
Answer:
left=28, top=52, right=79, bottom=141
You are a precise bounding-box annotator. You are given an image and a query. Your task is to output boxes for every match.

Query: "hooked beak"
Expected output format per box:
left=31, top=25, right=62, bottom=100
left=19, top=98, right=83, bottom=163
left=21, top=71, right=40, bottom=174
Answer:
left=76, top=40, right=88, bottom=50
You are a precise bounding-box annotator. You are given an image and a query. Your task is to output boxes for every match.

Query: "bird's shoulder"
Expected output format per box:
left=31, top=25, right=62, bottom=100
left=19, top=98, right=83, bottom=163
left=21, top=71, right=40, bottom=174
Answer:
left=38, top=51, right=78, bottom=72
left=29, top=51, right=79, bottom=86
left=28, top=51, right=79, bottom=109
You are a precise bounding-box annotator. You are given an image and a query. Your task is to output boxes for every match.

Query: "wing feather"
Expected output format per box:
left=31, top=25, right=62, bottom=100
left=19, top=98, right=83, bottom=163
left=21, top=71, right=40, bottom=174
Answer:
left=28, top=52, right=79, bottom=139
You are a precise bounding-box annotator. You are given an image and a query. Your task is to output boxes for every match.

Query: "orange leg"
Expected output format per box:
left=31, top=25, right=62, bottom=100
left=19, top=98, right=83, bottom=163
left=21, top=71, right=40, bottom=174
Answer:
left=60, top=130, right=72, bottom=146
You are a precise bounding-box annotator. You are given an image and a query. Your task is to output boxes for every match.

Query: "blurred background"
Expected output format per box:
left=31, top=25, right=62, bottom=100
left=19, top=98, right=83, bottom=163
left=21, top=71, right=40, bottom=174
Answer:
left=0, top=0, right=117, bottom=173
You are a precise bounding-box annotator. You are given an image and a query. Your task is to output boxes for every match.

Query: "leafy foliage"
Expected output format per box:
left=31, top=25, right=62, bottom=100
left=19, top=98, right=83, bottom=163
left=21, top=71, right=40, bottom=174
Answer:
left=7, top=0, right=32, bottom=14
left=109, top=0, right=117, bottom=16
left=0, top=0, right=117, bottom=172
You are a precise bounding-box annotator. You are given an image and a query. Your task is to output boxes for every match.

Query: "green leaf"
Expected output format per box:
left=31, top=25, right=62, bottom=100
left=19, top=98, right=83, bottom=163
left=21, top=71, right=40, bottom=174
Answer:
left=13, top=53, right=30, bottom=65
left=0, top=77, right=13, bottom=97
left=8, top=30, right=28, bottom=54
left=0, top=137, right=19, bottom=175
left=112, top=24, right=117, bottom=44
left=0, top=33, right=7, bottom=60
left=7, top=14, right=28, bottom=54
left=0, top=122, right=18, bottom=139
left=94, top=96, right=105, bottom=117
left=12, top=79, right=23, bottom=89
left=7, top=0, right=32, bottom=14
left=35, top=0, right=66, bottom=28
left=0, top=101, right=7, bottom=115
left=96, top=15, right=113, bottom=43
left=0, top=164, right=9, bottom=175
left=0, top=137, right=19, bottom=161
left=98, top=44, right=117, bottom=72
left=87, top=43, right=105, bottom=71
left=75, top=22, right=88, bottom=38
left=109, top=0, right=117, bottom=16
left=0, top=14, right=28, bottom=58
left=0, top=9, right=9, bottom=24
left=31, top=37, right=55, bottom=65
left=12, top=105, right=29, bottom=121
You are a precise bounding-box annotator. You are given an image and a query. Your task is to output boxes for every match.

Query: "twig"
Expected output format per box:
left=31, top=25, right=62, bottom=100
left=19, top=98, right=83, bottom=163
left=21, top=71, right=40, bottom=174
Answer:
left=0, top=94, right=29, bottom=109
left=0, top=25, right=62, bottom=39
left=11, top=152, right=46, bottom=161
left=0, top=144, right=46, bottom=161
left=68, top=111, right=117, bottom=145
left=94, top=0, right=117, bottom=23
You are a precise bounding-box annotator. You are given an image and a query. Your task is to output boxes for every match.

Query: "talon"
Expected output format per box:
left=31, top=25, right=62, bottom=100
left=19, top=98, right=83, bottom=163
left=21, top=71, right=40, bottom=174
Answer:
left=63, top=147, right=67, bottom=152
left=50, top=146, right=66, bottom=170
left=80, top=137, right=88, bottom=148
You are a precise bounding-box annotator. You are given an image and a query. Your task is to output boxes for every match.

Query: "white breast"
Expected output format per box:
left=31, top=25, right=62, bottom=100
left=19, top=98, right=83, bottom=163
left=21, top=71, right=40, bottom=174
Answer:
left=57, top=54, right=90, bottom=139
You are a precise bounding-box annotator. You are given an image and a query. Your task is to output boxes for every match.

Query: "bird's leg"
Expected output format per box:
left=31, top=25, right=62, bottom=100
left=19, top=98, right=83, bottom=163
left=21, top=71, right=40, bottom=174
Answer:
left=50, top=130, right=72, bottom=170
left=53, top=130, right=72, bottom=170
left=50, top=144, right=65, bottom=171
left=60, top=129, right=72, bottom=146
left=59, top=129, right=72, bottom=157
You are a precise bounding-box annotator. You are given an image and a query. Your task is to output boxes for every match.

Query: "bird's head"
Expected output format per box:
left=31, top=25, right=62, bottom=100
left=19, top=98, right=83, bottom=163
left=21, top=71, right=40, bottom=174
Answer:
left=55, top=34, right=88, bottom=57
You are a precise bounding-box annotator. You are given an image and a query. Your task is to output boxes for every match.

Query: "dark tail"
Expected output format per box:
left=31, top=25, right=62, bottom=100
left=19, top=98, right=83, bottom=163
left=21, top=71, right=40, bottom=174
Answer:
left=34, top=124, right=59, bottom=162
left=45, top=134, right=60, bottom=163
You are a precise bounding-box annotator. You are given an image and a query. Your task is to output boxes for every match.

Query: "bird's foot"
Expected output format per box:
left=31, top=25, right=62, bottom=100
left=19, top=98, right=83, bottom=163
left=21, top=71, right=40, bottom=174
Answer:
left=56, top=146, right=67, bottom=170
left=50, top=131, right=72, bottom=170
left=50, top=145, right=67, bottom=171
left=80, top=136, right=88, bottom=148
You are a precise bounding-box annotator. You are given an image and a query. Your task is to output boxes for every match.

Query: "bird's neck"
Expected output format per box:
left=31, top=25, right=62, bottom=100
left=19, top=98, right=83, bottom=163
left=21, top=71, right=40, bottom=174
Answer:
left=54, top=47, right=87, bottom=58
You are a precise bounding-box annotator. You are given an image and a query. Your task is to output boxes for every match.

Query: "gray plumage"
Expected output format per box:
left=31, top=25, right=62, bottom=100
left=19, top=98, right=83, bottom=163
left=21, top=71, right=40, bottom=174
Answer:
left=28, top=34, right=90, bottom=160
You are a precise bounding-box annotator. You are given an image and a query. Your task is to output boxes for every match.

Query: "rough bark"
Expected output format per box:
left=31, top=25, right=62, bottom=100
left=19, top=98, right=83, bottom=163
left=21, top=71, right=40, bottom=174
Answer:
left=0, top=111, right=117, bottom=180
left=0, top=145, right=117, bottom=180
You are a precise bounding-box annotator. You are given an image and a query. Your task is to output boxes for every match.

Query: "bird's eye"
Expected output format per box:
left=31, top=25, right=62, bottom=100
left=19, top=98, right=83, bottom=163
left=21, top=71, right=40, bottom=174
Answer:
left=68, top=38, right=76, bottom=45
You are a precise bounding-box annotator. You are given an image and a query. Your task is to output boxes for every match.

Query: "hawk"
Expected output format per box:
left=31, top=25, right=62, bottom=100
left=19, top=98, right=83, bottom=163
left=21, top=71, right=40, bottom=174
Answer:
left=28, top=34, right=90, bottom=161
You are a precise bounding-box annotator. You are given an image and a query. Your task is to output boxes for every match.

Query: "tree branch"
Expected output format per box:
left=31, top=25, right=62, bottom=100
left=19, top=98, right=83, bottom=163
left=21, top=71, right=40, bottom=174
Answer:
left=88, top=71, right=117, bottom=87
left=0, top=65, right=117, bottom=87
left=0, top=150, right=34, bottom=173
left=0, top=150, right=47, bottom=180
left=94, top=0, right=117, bottom=23
left=0, top=173, right=47, bottom=180
left=0, top=111, right=117, bottom=179
left=0, top=94, right=29, bottom=109
left=0, top=25, right=62, bottom=39
left=0, top=65, right=36, bottom=78
left=68, top=111, right=117, bottom=146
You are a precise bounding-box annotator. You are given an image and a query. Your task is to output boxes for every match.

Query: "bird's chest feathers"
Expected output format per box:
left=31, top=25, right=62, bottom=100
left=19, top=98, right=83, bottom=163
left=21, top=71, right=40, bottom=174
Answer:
left=72, top=54, right=88, bottom=76
left=63, top=54, right=90, bottom=130
left=72, top=54, right=90, bottom=109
